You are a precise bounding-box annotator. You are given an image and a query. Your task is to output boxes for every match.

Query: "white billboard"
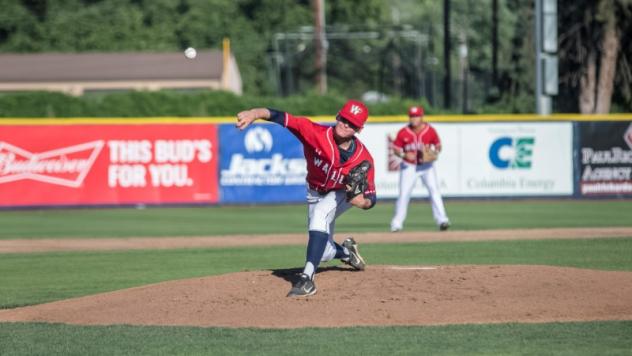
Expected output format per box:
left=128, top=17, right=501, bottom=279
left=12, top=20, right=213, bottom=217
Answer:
left=357, top=122, right=573, bottom=198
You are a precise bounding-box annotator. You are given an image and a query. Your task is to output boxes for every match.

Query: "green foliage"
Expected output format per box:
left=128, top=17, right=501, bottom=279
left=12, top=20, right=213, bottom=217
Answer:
left=0, top=92, right=89, bottom=117
left=0, top=90, right=441, bottom=117
left=1, top=0, right=630, bottom=112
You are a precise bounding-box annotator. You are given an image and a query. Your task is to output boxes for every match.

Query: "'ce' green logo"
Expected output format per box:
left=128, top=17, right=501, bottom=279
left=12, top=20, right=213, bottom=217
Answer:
left=489, top=136, right=535, bottom=169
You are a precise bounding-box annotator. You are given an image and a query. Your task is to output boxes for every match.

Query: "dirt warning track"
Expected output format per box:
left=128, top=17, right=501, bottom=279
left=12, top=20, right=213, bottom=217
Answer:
left=1, top=227, right=631, bottom=253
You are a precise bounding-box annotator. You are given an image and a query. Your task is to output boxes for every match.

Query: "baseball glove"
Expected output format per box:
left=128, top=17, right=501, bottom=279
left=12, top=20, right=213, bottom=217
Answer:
left=345, top=160, right=371, bottom=201
left=421, top=145, right=439, bottom=163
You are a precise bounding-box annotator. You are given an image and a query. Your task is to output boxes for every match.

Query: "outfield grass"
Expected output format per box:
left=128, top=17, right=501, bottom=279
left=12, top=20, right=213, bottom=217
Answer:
left=1, top=199, right=631, bottom=238
left=1, top=321, right=631, bottom=356
left=1, top=200, right=631, bottom=355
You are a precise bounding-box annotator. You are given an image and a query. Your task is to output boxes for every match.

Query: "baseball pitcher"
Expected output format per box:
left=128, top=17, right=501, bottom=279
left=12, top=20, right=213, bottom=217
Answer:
left=236, top=100, right=377, bottom=297
left=390, top=105, right=450, bottom=232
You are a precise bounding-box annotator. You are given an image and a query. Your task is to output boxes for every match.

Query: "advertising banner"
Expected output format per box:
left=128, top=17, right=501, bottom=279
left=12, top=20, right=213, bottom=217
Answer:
left=358, top=122, right=573, bottom=198
left=578, top=121, right=632, bottom=196
left=0, top=124, right=219, bottom=207
left=219, top=123, right=307, bottom=203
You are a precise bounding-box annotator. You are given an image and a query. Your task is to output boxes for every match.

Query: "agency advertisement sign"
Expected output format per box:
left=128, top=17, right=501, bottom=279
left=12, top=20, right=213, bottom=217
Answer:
left=0, top=124, right=219, bottom=207
left=358, top=122, right=573, bottom=197
left=578, top=121, right=632, bottom=196
left=219, top=123, right=307, bottom=203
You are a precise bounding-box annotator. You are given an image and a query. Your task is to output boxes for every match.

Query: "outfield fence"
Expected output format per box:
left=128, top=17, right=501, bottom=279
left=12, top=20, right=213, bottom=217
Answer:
left=1, top=115, right=630, bottom=207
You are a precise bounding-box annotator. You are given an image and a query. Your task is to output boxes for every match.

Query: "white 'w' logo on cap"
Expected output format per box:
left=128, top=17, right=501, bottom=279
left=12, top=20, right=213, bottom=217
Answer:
left=350, top=105, right=362, bottom=115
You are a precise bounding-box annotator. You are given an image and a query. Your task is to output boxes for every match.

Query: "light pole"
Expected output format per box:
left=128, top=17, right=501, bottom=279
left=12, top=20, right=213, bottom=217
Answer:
left=443, top=0, right=452, bottom=109
left=458, top=34, right=468, bottom=114
left=535, top=0, right=558, bottom=115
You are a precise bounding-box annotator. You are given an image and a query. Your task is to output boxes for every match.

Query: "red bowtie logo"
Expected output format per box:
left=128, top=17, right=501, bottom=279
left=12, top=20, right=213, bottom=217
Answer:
left=0, top=141, right=104, bottom=187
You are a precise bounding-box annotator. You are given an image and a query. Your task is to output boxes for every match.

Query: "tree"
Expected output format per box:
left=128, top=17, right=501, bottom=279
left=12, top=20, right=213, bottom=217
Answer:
left=559, top=0, right=632, bottom=113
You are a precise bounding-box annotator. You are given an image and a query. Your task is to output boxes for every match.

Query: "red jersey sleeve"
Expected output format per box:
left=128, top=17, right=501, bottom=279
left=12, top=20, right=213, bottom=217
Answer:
left=392, top=128, right=406, bottom=151
left=283, top=112, right=322, bottom=145
left=426, top=126, right=441, bottom=149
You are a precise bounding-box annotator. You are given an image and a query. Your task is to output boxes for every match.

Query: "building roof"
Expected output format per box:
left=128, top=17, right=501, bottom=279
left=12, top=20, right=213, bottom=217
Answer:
left=0, top=51, right=223, bottom=83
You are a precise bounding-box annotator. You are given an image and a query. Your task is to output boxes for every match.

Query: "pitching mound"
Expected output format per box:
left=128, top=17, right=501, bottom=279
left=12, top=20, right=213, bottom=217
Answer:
left=1, top=265, right=632, bottom=328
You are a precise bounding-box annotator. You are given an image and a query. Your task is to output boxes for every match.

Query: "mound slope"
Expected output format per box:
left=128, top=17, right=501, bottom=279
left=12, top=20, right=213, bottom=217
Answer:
left=1, top=265, right=631, bottom=328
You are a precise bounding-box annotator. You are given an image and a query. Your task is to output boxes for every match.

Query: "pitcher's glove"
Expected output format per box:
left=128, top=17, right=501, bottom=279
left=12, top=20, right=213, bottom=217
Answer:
left=421, top=145, right=439, bottom=163
left=345, top=160, right=371, bottom=201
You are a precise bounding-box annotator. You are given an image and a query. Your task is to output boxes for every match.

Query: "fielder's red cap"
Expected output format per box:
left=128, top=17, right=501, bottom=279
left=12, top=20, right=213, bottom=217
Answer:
left=408, top=106, right=424, bottom=117
left=338, top=100, right=368, bottom=129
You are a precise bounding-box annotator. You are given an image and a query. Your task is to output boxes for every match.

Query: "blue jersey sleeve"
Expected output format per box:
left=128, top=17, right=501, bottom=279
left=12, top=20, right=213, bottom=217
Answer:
left=267, top=108, right=285, bottom=125
left=365, top=193, right=377, bottom=209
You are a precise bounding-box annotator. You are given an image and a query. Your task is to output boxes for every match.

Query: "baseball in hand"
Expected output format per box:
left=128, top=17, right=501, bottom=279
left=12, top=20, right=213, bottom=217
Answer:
left=184, top=47, right=197, bottom=59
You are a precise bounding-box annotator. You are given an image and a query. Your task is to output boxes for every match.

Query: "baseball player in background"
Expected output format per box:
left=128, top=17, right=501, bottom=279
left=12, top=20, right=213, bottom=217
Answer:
left=236, top=100, right=377, bottom=297
left=390, top=105, right=450, bottom=232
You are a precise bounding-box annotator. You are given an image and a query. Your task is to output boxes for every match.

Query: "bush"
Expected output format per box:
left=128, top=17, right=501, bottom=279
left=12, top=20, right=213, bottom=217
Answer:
left=0, top=92, right=89, bottom=117
left=0, top=90, right=455, bottom=118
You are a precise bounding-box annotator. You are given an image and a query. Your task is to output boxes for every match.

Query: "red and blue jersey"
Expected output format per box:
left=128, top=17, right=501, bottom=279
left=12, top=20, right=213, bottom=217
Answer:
left=269, top=110, right=376, bottom=196
left=392, top=124, right=441, bottom=164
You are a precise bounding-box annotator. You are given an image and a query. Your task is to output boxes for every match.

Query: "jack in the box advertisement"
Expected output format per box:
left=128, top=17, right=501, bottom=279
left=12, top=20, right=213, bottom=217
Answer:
left=219, top=123, right=307, bottom=203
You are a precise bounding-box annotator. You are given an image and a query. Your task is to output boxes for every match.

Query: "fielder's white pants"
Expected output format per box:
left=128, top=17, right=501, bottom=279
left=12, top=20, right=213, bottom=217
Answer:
left=306, top=187, right=353, bottom=262
left=391, top=162, right=449, bottom=230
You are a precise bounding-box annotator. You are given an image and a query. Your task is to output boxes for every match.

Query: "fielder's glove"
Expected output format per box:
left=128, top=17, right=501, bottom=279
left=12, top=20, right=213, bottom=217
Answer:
left=421, top=145, right=439, bottom=163
left=345, top=160, right=371, bottom=201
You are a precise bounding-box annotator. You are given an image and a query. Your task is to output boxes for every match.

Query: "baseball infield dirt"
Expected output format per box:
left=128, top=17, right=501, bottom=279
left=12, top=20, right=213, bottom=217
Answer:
left=1, top=227, right=631, bottom=328
left=2, top=227, right=631, bottom=253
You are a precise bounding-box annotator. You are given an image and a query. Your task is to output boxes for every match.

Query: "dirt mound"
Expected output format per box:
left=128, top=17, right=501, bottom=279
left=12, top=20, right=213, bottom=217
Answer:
left=1, top=265, right=631, bottom=328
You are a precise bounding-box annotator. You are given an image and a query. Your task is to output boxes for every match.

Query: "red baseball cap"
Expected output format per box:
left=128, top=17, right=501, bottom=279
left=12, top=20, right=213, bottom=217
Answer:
left=408, top=106, right=424, bottom=117
left=338, top=100, right=368, bottom=129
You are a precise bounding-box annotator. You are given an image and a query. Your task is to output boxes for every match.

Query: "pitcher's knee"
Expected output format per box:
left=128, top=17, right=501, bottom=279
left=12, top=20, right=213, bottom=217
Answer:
left=309, top=210, right=332, bottom=232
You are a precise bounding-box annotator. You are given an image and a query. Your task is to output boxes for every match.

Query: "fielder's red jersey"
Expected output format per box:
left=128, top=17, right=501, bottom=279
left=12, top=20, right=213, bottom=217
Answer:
left=392, top=124, right=441, bottom=164
left=282, top=112, right=376, bottom=195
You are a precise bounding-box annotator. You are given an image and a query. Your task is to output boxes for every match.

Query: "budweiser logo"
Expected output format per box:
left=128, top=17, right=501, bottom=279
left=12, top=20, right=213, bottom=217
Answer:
left=0, top=141, right=104, bottom=187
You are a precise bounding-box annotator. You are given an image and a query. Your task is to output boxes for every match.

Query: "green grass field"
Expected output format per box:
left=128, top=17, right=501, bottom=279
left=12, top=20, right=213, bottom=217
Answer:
left=1, top=200, right=631, bottom=355
left=1, top=199, right=631, bottom=238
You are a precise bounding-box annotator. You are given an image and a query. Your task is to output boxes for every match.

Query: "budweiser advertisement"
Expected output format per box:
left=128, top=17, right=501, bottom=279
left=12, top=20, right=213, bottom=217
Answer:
left=0, top=123, right=219, bottom=207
